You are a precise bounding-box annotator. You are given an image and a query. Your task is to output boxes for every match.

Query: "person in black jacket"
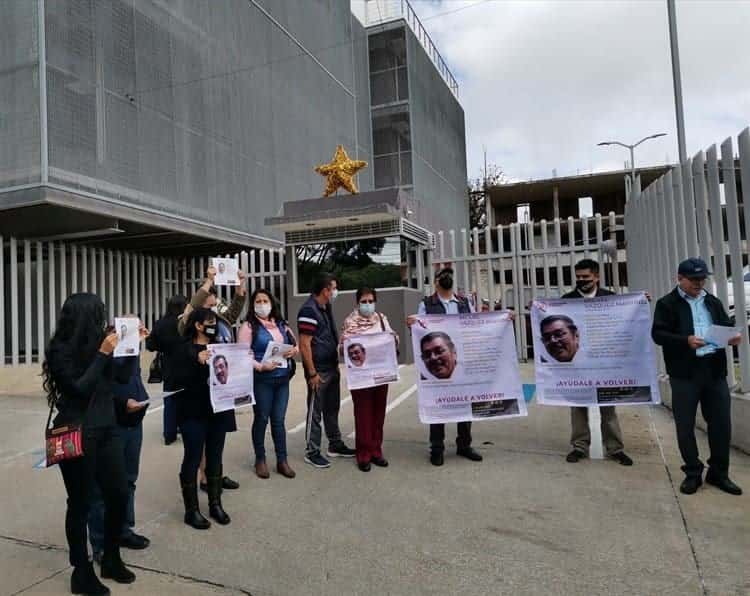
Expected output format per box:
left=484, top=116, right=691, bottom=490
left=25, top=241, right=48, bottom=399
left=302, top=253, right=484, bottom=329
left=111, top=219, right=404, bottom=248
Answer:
left=43, top=293, right=138, bottom=595
left=652, top=258, right=743, bottom=496
left=88, top=316, right=151, bottom=562
left=146, top=295, right=188, bottom=444
left=173, top=307, right=234, bottom=529
left=562, top=259, right=633, bottom=466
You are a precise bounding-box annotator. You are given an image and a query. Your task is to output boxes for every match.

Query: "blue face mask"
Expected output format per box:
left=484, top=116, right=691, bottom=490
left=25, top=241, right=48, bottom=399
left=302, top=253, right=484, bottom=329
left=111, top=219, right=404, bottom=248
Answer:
left=359, top=302, right=375, bottom=317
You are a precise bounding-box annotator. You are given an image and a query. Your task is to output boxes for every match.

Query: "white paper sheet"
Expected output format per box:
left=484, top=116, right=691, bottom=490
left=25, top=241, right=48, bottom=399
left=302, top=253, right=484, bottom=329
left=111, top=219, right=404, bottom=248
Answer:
left=261, top=342, right=293, bottom=368
left=211, top=257, right=239, bottom=286
left=113, top=317, right=140, bottom=358
left=704, top=325, right=740, bottom=348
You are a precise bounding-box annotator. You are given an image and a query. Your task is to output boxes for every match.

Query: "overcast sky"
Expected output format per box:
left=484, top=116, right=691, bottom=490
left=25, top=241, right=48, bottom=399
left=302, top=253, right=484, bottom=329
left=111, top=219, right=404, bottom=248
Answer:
left=380, top=0, right=750, bottom=183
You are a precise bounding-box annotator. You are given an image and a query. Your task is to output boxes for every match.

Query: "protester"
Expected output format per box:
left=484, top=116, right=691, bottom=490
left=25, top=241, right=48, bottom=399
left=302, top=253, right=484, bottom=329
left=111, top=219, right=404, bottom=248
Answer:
left=88, top=316, right=151, bottom=562
left=560, top=259, right=634, bottom=465
left=407, top=267, right=483, bottom=466
left=146, top=295, right=188, bottom=445
left=180, top=266, right=245, bottom=492
left=43, top=293, right=137, bottom=594
left=652, top=258, right=743, bottom=496
left=174, top=307, right=234, bottom=529
left=298, top=273, right=356, bottom=468
left=238, top=289, right=299, bottom=479
left=340, top=287, right=399, bottom=472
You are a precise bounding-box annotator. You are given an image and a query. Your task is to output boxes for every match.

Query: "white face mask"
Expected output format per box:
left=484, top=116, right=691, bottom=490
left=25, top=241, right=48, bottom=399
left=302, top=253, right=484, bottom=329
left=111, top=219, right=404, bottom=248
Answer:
left=359, top=303, right=375, bottom=317
left=330, top=289, right=339, bottom=302
left=254, top=304, right=271, bottom=318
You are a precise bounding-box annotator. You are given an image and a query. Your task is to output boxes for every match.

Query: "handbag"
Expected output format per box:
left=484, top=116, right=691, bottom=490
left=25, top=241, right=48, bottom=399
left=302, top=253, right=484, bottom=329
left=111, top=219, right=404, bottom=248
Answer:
left=44, top=403, right=84, bottom=467
left=147, top=352, right=163, bottom=384
left=283, top=321, right=297, bottom=380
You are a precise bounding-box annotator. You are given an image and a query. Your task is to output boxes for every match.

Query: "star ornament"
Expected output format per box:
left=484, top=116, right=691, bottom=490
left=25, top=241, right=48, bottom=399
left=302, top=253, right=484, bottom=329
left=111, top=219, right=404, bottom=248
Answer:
left=314, top=145, right=368, bottom=197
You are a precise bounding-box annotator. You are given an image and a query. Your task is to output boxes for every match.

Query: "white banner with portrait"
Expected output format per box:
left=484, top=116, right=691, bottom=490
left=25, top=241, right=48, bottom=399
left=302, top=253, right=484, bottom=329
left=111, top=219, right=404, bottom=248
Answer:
left=411, top=311, right=527, bottom=424
left=113, top=317, right=140, bottom=358
left=211, top=257, right=239, bottom=286
left=530, top=292, right=660, bottom=407
left=208, top=343, right=255, bottom=413
left=343, top=332, right=399, bottom=390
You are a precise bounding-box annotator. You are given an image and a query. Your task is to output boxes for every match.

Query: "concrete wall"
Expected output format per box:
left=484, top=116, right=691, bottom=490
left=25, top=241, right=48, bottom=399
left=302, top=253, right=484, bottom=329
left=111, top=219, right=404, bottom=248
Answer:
left=405, top=26, right=468, bottom=234
left=38, top=0, right=371, bottom=241
left=659, top=379, right=750, bottom=454
left=286, top=287, right=423, bottom=366
left=0, top=1, right=41, bottom=187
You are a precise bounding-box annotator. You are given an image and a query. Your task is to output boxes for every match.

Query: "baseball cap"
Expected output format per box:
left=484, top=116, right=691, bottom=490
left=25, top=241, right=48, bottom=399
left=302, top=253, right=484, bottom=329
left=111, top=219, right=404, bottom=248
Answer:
left=678, top=257, right=712, bottom=278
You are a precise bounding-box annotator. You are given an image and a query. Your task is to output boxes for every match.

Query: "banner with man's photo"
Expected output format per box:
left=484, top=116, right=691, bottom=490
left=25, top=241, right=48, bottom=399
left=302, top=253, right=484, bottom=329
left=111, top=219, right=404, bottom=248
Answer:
left=208, top=343, right=255, bottom=413
left=530, top=292, right=660, bottom=407
left=343, top=332, right=399, bottom=390
left=410, top=311, right=527, bottom=424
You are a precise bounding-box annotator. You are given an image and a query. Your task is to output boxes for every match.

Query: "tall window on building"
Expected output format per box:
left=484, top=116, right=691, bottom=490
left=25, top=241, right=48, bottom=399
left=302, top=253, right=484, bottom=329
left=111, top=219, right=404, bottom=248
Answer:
left=372, top=108, right=412, bottom=188
left=368, top=28, right=408, bottom=106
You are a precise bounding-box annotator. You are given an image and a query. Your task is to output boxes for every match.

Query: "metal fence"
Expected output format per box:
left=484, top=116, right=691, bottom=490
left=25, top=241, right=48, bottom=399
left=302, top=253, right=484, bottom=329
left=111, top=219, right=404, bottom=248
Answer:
left=625, top=126, right=750, bottom=393
left=0, top=237, right=286, bottom=366
left=432, top=213, right=626, bottom=360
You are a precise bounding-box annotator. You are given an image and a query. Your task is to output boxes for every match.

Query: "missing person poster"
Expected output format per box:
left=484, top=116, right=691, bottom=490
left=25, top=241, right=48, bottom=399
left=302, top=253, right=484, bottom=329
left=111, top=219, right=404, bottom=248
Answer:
left=113, top=317, right=140, bottom=358
left=530, top=292, right=660, bottom=407
left=343, top=332, right=399, bottom=390
left=208, top=343, right=254, bottom=413
left=261, top=341, right=293, bottom=368
left=211, top=257, right=239, bottom=286
left=410, top=311, right=527, bottom=424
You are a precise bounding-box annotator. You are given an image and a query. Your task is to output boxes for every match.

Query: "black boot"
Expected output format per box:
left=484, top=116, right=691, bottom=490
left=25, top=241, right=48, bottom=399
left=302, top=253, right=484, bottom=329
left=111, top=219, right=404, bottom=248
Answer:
left=100, top=549, right=135, bottom=584
left=71, top=563, right=110, bottom=595
left=207, top=475, right=231, bottom=525
left=180, top=474, right=210, bottom=530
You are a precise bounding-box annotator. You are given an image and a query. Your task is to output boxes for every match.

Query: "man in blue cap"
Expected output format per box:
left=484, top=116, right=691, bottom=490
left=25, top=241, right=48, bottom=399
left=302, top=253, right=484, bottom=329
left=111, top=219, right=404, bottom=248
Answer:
left=652, top=258, right=743, bottom=495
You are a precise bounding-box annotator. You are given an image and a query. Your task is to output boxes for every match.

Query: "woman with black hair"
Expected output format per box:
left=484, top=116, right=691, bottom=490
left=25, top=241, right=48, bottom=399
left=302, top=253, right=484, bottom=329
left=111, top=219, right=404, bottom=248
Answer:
left=174, top=307, right=233, bottom=529
left=238, top=289, right=299, bottom=479
left=43, top=292, right=138, bottom=595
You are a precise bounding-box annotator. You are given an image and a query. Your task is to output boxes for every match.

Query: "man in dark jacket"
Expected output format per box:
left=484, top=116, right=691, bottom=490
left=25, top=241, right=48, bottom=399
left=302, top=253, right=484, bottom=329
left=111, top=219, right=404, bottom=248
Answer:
left=562, top=259, right=633, bottom=466
left=146, top=295, right=187, bottom=444
left=408, top=267, right=484, bottom=466
left=652, top=258, right=742, bottom=496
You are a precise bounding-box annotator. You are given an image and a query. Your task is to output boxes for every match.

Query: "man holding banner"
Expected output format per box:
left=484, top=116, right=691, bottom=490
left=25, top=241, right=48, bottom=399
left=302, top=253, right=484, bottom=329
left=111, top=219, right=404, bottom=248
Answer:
left=560, top=259, right=633, bottom=466
left=409, top=268, right=483, bottom=466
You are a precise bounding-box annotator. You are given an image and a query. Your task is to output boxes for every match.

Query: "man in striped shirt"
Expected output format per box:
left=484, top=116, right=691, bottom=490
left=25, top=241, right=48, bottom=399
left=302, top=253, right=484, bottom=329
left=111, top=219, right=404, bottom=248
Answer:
left=298, top=273, right=356, bottom=468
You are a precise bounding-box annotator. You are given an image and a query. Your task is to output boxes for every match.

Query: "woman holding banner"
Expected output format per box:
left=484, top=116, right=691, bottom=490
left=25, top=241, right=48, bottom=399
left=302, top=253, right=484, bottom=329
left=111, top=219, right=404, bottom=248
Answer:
left=238, top=289, right=298, bottom=480
left=173, top=307, right=233, bottom=529
left=340, top=287, right=399, bottom=472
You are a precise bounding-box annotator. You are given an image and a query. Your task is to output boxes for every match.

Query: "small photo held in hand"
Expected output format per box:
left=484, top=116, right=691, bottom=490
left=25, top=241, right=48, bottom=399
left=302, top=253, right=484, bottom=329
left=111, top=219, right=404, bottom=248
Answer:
left=113, top=317, right=140, bottom=358
left=211, top=257, right=239, bottom=286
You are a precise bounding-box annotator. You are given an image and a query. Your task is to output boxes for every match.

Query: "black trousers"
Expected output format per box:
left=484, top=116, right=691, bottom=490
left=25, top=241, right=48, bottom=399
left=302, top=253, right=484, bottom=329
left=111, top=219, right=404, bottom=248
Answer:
left=180, top=417, right=227, bottom=480
left=429, top=422, right=472, bottom=454
left=669, top=365, right=731, bottom=479
left=59, top=426, right=128, bottom=568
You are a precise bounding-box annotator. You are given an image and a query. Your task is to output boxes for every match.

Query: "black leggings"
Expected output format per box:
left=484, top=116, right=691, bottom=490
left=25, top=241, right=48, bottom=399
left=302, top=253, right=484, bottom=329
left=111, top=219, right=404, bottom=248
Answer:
left=180, top=418, right=227, bottom=480
left=59, top=426, right=128, bottom=567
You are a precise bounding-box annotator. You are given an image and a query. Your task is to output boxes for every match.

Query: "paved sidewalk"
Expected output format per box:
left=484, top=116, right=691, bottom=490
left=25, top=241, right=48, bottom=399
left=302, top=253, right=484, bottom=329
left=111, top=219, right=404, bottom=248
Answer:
left=1, top=364, right=748, bottom=595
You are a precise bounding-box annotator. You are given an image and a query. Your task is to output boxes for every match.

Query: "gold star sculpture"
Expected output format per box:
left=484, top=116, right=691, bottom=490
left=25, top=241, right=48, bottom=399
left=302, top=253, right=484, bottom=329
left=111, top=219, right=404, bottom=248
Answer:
left=314, top=145, right=368, bottom=197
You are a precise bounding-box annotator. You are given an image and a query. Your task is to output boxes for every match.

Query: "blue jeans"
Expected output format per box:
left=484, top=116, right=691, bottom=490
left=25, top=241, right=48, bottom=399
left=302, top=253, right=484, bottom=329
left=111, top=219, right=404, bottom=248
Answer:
left=88, top=424, right=142, bottom=555
left=163, top=393, right=178, bottom=441
left=252, top=376, right=290, bottom=464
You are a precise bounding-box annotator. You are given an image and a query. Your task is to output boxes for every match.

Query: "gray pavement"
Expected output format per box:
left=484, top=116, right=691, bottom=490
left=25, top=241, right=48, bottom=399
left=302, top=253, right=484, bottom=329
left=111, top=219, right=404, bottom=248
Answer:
left=1, top=364, right=748, bottom=595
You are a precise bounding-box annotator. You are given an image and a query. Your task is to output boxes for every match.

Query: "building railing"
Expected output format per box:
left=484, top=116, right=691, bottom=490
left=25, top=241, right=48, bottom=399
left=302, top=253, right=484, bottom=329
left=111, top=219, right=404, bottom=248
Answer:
left=363, top=0, right=459, bottom=98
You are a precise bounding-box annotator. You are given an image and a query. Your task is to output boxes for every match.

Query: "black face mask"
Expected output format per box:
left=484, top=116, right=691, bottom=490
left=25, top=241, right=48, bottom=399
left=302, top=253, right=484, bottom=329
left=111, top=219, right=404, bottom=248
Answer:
left=437, top=275, right=453, bottom=291
left=576, top=279, right=596, bottom=292
left=203, top=324, right=217, bottom=337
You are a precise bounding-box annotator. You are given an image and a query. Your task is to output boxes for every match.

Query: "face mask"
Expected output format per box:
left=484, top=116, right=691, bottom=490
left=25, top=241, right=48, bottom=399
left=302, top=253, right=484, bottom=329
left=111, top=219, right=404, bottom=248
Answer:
left=576, top=279, right=595, bottom=293
left=359, top=303, right=375, bottom=317
left=203, top=324, right=217, bottom=337
left=255, top=304, right=271, bottom=318
left=330, top=289, right=339, bottom=302
left=210, top=306, right=218, bottom=313
left=437, top=275, right=453, bottom=291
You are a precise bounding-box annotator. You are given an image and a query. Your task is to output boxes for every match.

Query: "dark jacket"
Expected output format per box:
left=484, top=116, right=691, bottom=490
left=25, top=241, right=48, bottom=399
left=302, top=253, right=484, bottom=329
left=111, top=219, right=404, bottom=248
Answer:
left=172, top=342, right=236, bottom=431
left=561, top=287, right=615, bottom=299
left=48, top=344, right=135, bottom=430
left=146, top=313, right=186, bottom=391
left=112, top=357, right=150, bottom=427
left=422, top=293, right=472, bottom=314
left=297, top=295, right=339, bottom=372
left=651, top=287, right=731, bottom=379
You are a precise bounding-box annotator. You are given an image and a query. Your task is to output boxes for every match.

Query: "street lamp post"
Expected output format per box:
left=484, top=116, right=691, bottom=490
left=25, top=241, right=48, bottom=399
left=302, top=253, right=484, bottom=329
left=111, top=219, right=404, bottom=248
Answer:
left=597, top=133, right=668, bottom=195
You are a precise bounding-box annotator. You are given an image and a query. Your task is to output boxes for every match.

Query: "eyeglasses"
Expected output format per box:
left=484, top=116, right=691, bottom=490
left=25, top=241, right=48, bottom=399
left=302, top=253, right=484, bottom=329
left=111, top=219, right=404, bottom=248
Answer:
left=542, top=329, right=571, bottom=342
